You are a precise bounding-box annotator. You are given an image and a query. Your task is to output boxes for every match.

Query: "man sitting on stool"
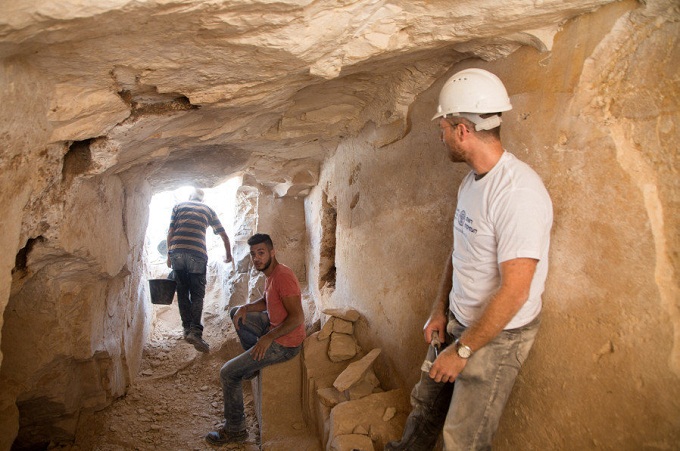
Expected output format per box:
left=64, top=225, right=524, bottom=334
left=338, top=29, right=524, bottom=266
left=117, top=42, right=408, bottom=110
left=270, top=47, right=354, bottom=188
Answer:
left=206, top=233, right=305, bottom=445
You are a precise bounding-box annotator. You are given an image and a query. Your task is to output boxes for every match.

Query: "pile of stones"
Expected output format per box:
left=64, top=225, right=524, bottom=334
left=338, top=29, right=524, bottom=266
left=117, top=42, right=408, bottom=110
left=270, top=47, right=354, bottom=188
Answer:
left=302, top=308, right=408, bottom=451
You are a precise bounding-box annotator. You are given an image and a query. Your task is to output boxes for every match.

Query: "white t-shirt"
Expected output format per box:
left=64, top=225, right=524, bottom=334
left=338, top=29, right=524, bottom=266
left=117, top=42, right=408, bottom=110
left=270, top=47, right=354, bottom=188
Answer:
left=449, top=151, right=553, bottom=329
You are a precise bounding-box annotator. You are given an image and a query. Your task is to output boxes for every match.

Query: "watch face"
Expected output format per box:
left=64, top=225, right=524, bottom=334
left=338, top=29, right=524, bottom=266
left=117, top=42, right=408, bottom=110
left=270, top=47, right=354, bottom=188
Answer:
left=457, top=342, right=472, bottom=359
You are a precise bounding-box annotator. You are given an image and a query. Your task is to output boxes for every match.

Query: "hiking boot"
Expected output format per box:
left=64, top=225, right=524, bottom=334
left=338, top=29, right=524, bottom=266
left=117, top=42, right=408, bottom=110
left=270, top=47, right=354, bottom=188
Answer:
left=205, top=428, right=247, bottom=445
left=186, top=331, right=210, bottom=353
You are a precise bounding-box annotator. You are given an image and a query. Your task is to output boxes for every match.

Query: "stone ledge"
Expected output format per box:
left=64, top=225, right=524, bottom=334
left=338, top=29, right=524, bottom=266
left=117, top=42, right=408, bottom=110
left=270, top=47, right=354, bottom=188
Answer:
left=252, top=352, right=322, bottom=451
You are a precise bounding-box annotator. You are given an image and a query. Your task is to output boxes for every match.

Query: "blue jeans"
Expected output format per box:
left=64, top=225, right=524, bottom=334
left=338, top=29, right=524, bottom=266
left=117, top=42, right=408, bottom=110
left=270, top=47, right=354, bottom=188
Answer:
left=219, top=307, right=301, bottom=432
left=390, top=313, right=540, bottom=451
left=169, top=253, right=207, bottom=333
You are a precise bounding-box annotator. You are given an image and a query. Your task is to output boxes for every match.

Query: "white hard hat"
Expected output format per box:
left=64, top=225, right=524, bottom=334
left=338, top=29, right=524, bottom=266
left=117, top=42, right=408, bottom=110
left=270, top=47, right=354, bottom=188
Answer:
left=432, top=68, right=512, bottom=130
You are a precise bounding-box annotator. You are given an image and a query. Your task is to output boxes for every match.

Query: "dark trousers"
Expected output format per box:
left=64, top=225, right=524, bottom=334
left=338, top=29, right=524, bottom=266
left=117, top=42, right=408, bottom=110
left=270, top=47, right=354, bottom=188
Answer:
left=170, top=252, right=207, bottom=333
left=387, top=314, right=540, bottom=451
left=218, top=307, right=300, bottom=432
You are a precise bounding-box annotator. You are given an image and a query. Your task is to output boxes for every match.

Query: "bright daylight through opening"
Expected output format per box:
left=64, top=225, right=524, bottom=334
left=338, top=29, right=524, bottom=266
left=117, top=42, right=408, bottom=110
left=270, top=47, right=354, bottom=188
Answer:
left=144, top=177, right=242, bottom=280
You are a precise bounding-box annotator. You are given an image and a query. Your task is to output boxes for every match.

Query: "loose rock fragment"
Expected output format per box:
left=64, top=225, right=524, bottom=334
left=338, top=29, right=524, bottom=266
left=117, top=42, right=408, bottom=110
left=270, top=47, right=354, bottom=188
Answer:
left=382, top=407, right=396, bottom=422
left=329, top=332, right=357, bottom=362
left=323, top=307, right=361, bottom=322
left=346, top=379, right=377, bottom=400
left=319, top=317, right=335, bottom=340
left=318, top=386, right=347, bottom=407
left=333, top=318, right=354, bottom=334
left=334, top=348, right=381, bottom=391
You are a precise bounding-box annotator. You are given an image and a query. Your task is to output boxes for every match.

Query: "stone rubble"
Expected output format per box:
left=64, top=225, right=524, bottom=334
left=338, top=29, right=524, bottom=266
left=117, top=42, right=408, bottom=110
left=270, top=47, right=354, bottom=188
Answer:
left=345, top=374, right=382, bottom=402
left=332, top=318, right=354, bottom=335
left=322, top=308, right=362, bottom=363
left=327, top=390, right=409, bottom=451
left=302, top=309, right=408, bottom=450
left=317, top=387, right=346, bottom=408
left=318, top=317, right=335, bottom=340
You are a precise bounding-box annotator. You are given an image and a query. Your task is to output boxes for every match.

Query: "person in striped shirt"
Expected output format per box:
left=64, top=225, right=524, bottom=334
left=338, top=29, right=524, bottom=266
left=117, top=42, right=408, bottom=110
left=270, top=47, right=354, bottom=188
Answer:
left=166, top=188, right=233, bottom=353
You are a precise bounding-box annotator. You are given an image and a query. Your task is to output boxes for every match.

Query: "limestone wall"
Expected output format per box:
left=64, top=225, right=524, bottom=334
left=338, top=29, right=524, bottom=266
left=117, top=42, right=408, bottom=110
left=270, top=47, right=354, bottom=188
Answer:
left=257, top=190, right=308, bottom=285
left=0, top=171, right=153, bottom=450
left=307, top=0, right=680, bottom=448
left=0, top=59, right=153, bottom=448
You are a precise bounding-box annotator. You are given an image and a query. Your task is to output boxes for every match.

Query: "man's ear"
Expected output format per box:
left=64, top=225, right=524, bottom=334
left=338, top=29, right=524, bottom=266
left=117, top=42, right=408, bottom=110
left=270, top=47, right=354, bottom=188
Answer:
left=458, top=122, right=470, bottom=138
left=457, top=122, right=473, bottom=142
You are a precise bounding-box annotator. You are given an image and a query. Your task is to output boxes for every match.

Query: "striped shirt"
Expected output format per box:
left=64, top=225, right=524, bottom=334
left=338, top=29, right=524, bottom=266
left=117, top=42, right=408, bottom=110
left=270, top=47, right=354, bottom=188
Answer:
left=167, top=201, right=225, bottom=260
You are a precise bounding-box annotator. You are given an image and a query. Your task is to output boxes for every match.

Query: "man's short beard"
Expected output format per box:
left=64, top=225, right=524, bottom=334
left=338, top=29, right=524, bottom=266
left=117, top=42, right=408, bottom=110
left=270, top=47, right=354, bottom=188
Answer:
left=259, top=257, right=272, bottom=272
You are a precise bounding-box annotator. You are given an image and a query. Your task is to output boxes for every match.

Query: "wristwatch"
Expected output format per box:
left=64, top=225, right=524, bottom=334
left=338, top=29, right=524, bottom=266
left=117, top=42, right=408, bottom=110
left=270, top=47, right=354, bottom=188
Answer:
left=455, top=339, right=473, bottom=359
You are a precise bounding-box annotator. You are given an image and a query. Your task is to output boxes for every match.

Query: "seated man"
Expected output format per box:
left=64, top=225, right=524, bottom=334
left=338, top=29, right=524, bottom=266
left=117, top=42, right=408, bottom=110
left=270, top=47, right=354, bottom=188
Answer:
left=206, top=233, right=306, bottom=445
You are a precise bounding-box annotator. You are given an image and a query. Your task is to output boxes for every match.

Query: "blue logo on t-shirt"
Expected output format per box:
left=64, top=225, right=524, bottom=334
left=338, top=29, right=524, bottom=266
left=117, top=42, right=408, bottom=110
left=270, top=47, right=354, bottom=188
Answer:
left=458, top=210, right=466, bottom=226
left=456, top=209, right=478, bottom=235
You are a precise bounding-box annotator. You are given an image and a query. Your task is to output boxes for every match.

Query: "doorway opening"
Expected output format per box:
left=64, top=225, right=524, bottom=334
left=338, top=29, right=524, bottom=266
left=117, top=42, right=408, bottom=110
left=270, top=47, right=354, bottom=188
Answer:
left=142, top=177, right=242, bottom=346
left=145, top=179, right=241, bottom=279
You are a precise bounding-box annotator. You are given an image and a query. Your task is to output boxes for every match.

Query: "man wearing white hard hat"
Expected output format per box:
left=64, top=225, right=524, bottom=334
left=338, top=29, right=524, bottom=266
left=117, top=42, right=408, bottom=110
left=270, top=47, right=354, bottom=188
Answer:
left=386, top=68, right=553, bottom=450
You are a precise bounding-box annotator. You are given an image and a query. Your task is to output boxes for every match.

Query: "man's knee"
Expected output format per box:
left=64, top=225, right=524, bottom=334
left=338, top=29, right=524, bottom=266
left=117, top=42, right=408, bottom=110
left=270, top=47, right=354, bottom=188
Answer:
left=220, top=361, right=238, bottom=383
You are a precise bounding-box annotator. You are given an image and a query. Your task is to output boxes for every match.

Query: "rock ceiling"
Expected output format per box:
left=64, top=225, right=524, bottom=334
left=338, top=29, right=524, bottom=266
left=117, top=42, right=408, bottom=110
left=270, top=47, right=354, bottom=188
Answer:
left=1, top=0, right=616, bottom=195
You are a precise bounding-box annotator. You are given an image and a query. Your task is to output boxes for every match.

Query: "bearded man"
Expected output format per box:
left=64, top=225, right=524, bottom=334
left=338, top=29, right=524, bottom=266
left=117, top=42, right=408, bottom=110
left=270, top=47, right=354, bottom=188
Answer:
left=206, top=233, right=305, bottom=446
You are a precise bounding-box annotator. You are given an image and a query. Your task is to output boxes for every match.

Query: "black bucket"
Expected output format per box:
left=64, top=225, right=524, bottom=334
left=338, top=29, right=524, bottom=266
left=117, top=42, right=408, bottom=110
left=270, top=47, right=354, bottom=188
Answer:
left=149, top=279, right=176, bottom=305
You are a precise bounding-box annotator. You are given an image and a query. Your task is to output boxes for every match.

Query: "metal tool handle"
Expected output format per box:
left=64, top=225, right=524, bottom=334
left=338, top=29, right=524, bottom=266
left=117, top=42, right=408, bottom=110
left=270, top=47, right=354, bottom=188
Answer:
left=421, top=360, right=434, bottom=372
left=431, top=331, right=441, bottom=350
left=421, top=330, right=442, bottom=372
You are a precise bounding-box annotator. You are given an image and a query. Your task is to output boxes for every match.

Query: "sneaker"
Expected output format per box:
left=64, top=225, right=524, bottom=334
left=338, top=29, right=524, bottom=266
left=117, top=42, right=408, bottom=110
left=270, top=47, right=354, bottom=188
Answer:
left=205, top=428, right=248, bottom=445
left=186, top=331, right=210, bottom=353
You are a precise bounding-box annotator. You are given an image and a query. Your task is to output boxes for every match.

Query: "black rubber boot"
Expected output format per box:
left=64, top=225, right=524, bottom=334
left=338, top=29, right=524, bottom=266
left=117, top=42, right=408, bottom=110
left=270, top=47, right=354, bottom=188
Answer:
left=384, top=408, right=442, bottom=451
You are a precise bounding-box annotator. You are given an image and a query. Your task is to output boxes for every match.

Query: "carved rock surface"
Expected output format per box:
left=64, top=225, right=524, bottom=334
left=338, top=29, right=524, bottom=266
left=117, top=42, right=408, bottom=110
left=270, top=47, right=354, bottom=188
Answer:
left=0, top=0, right=616, bottom=192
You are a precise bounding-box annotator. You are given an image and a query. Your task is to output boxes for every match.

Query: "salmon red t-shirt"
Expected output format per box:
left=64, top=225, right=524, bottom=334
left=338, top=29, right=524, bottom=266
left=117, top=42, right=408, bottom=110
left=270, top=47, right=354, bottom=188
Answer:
left=265, top=264, right=305, bottom=347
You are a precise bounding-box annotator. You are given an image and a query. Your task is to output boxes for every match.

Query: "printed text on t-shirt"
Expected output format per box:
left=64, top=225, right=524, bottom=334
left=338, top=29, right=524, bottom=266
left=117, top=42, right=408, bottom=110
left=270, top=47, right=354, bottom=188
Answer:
left=455, top=209, right=478, bottom=234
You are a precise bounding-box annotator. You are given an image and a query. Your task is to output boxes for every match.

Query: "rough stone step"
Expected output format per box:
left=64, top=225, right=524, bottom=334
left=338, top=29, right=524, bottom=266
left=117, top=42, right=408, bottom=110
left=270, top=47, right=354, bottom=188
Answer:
left=252, top=352, right=322, bottom=451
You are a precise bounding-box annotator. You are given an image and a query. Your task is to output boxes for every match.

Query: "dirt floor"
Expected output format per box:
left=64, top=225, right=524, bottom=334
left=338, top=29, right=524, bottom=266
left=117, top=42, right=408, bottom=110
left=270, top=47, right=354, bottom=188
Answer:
left=72, top=301, right=260, bottom=451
